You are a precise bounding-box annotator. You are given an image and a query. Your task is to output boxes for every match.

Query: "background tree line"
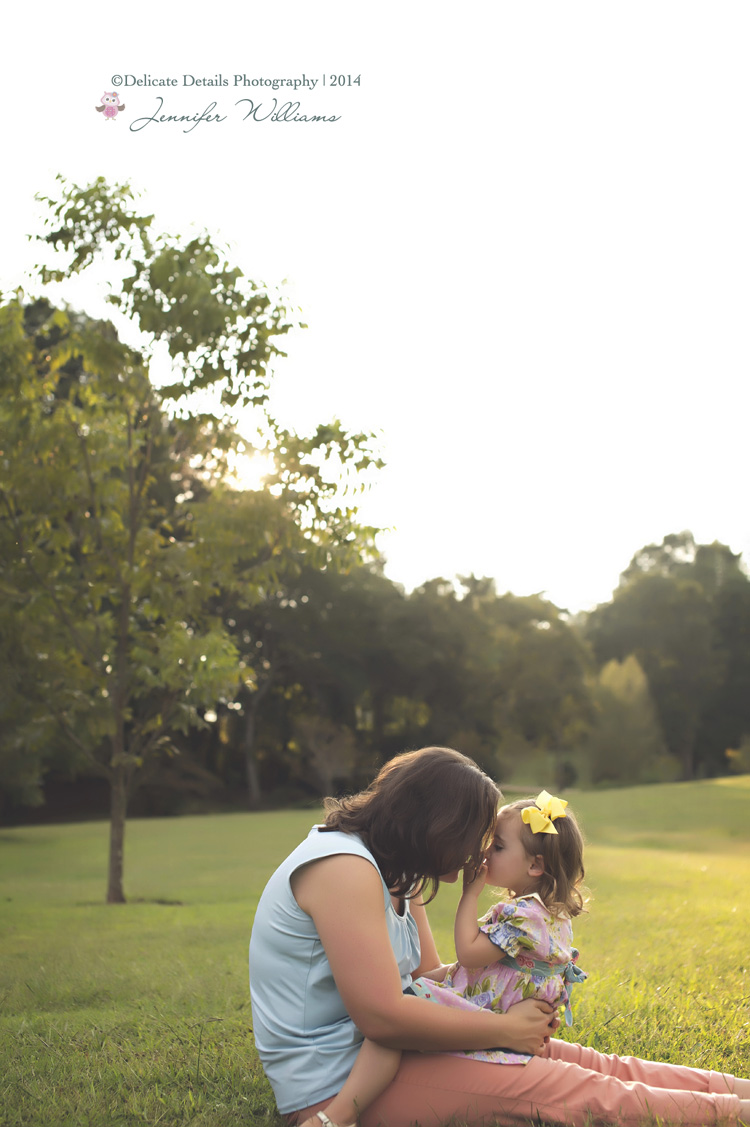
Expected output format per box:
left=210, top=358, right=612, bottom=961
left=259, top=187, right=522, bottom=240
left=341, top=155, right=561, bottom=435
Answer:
left=5, top=490, right=749, bottom=821
left=170, top=531, right=750, bottom=804
left=2, top=181, right=750, bottom=902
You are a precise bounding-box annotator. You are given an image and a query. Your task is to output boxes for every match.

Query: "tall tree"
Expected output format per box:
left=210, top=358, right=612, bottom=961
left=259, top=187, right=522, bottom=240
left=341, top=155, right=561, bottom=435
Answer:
left=588, top=531, right=749, bottom=779
left=695, top=575, right=750, bottom=771
left=0, top=299, right=242, bottom=898
left=583, top=656, right=675, bottom=785
left=621, top=530, right=745, bottom=597
left=586, top=573, right=719, bottom=779
left=1, top=178, right=380, bottom=898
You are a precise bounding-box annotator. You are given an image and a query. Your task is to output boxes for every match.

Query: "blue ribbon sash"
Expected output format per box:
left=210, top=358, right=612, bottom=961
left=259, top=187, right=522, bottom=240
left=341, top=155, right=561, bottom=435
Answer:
left=498, top=952, right=587, bottom=1026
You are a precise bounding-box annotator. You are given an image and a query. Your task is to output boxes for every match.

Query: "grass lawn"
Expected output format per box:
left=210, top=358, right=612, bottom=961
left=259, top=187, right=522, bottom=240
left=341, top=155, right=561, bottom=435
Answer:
left=1, top=777, right=749, bottom=1125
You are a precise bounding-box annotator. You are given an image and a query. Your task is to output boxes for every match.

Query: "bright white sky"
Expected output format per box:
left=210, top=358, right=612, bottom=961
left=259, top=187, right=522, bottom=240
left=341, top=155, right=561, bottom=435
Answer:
left=3, top=2, right=749, bottom=612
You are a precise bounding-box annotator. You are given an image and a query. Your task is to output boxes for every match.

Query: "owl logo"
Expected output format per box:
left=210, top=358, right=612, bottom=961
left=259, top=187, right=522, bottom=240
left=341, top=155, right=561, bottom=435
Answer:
left=96, top=92, right=125, bottom=120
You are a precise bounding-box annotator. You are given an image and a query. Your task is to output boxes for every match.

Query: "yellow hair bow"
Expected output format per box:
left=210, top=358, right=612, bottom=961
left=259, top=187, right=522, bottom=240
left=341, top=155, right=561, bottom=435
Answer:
left=521, top=790, right=568, bottom=835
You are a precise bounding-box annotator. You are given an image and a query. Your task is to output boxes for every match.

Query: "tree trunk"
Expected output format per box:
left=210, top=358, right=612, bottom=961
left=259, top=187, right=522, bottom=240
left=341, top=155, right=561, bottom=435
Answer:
left=107, top=765, right=128, bottom=903
left=372, top=691, right=385, bottom=750
left=243, top=703, right=263, bottom=809
left=680, top=740, right=695, bottom=781
left=678, top=715, right=697, bottom=780
left=109, top=579, right=131, bottom=903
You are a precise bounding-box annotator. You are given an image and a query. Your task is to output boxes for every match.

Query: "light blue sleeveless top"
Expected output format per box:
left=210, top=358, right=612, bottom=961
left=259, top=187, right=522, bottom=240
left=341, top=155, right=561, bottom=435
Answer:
left=249, top=826, right=421, bottom=1113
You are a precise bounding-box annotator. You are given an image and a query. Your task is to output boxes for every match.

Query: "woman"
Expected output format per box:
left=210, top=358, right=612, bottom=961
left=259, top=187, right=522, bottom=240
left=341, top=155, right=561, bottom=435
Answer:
left=249, top=747, right=750, bottom=1126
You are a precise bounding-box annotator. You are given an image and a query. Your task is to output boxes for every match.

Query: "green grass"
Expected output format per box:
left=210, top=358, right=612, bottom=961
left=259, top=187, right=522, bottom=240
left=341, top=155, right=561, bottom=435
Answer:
left=1, top=781, right=749, bottom=1125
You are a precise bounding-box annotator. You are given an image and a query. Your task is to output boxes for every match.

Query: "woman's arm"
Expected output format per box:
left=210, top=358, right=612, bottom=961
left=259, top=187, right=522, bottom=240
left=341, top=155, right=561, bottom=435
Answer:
left=292, top=854, right=554, bottom=1055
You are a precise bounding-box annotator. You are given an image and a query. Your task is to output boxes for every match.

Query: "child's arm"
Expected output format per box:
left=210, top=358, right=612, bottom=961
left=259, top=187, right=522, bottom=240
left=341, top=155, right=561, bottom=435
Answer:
left=454, top=864, right=506, bottom=969
left=415, top=963, right=452, bottom=983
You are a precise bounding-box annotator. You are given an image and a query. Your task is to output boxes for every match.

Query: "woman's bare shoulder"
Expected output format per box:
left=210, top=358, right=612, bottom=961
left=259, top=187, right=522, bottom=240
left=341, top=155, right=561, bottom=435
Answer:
left=291, top=851, right=381, bottom=915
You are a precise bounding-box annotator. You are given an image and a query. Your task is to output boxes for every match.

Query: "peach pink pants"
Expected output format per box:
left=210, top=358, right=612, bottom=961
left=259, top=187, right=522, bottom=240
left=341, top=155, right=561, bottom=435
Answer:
left=288, top=1039, right=742, bottom=1127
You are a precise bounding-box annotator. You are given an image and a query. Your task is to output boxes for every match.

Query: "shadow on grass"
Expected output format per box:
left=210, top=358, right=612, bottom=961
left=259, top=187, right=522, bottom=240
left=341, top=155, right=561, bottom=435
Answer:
left=74, top=898, right=185, bottom=906
left=0, top=832, right=57, bottom=845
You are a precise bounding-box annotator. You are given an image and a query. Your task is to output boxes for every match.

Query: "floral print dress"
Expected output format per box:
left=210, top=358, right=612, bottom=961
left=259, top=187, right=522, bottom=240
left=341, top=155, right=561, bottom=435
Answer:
left=410, top=893, right=586, bottom=1064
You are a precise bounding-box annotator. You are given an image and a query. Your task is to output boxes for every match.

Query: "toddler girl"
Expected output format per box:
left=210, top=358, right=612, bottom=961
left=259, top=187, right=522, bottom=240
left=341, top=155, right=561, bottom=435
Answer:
left=410, top=789, right=587, bottom=1060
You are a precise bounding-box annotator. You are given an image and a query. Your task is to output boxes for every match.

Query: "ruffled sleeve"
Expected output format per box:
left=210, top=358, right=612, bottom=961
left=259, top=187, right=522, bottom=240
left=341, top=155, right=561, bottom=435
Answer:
left=479, top=896, right=561, bottom=959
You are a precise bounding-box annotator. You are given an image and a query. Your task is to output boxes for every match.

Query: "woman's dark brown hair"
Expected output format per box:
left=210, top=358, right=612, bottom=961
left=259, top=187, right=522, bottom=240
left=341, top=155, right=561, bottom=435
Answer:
left=501, top=797, right=586, bottom=918
left=321, top=746, right=501, bottom=902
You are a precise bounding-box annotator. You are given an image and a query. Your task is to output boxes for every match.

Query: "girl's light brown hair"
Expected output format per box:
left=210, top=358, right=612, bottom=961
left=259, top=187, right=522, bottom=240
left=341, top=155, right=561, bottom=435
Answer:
left=501, top=797, right=586, bottom=917
left=321, top=746, right=500, bottom=902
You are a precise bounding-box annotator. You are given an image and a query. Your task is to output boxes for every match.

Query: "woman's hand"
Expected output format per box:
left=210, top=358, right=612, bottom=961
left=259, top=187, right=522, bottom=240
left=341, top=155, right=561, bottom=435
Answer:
left=496, top=998, right=557, bottom=1056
